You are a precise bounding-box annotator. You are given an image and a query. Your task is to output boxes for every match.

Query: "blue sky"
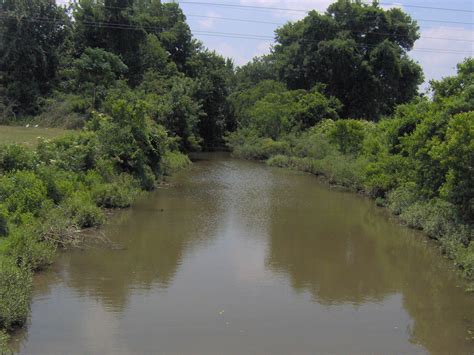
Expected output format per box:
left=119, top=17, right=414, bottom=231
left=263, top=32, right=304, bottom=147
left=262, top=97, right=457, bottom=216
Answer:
left=173, top=0, right=473, bottom=91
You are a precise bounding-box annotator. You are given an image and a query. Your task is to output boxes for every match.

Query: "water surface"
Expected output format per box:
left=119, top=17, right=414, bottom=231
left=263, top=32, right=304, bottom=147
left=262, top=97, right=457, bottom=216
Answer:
left=14, top=153, right=474, bottom=354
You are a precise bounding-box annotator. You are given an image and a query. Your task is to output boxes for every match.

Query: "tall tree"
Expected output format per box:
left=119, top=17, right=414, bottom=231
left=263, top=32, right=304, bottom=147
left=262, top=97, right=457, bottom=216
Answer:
left=73, top=0, right=195, bottom=84
left=73, top=0, right=144, bottom=84
left=0, top=0, right=70, bottom=114
left=272, top=0, right=423, bottom=119
left=187, top=48, right=234, bottom=148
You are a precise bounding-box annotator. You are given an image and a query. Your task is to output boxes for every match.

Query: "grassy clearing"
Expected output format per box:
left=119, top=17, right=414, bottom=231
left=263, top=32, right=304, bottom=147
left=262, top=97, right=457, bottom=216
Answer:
left=0, top=125, right=68, bottom=148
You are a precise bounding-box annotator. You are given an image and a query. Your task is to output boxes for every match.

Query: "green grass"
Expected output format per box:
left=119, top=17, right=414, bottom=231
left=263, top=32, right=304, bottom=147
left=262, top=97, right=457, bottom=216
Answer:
left=0, top=125, right=68, bottom=148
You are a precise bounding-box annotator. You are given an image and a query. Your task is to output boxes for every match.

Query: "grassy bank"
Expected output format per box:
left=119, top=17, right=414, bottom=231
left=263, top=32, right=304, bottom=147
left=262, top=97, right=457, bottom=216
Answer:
left=0, top=100, right=190, bottom=347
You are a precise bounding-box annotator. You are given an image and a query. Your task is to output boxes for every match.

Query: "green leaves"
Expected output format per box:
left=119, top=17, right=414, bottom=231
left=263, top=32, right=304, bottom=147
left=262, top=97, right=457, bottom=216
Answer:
left=0, top=0, right=70, bottom=113
left=272, top=0, right=422, bottom=119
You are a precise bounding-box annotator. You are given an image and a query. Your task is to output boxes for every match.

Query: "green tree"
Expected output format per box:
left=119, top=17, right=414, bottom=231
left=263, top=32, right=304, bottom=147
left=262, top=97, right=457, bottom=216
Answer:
left=233, top=55, right=277, bottom=91
left=188, top=49, right=234, bottom=148
left=328, top=119, right=366, bottom=155
left=229, top=80, right=287, bottom=128
left=71, top=47, right=127, bottom=108
left=0, top=0, right=70, bottom=114
left=73, top=0, right=195, bottom=83
left=272, top=0, right=423, bottom=119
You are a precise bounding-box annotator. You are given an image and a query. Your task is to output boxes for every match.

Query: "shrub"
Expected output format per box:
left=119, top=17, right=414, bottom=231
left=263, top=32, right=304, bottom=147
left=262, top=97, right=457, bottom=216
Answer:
left=36, top=94, right=87, bottom=129
left=291, top=131, right=335, bottom=160
left=0, top=171, right=47, bottom=219
left=400, top=199, right=459, bottom=239
left=0, top=206, right=8, bottom=237
left=440, top=237, right=474, bottom=280
left=64, top=191, right=104, bottom=228
left=36, top=166, right=77, bottom=204
left=386, top=183, right=419, bottom=215
left=267, top=155, right=322, bottom=175
left=162, top=151, right=191, bottom=176
left=317, top=154, right=365, bottom=190
left=90, top=100, right=168, bottom=181
left=7, top=220, right=56, bottom=271
left=267, top=155, right=293, bottom=168
left=93, top=174, right=139, bottom=208
left=363, top=154, right=408, bottom=198
left=93, top=158, right=116, bottom=183
left=36, top=132, right=98, bottom=172
left=138, top=165, right=156, bottom=191
left=0, top=257, right=32, bottom=330
left=328, top=119, right=366, bottom=155
left=231, top=136, right=290, bottom=160
left=0, top=144, right=35, bottom=173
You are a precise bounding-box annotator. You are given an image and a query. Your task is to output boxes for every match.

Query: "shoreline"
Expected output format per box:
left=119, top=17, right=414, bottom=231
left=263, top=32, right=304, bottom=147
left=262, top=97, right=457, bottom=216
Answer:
left=233, top=152, right=474, bottom=291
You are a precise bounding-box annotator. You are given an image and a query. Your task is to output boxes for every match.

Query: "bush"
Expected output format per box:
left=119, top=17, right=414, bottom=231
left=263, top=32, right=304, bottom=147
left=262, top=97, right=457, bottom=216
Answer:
left=267, top=155, right=322, bottom=175
left=267, top=153, right=365, bottom=191
left=138, top=165, right=156, bottom=191
left=328, top=119, right=366, bottom=155
left=92, top=158, right=116, bottom=183
left=36, top=94, right=88, bottom=129
left=93, top=174, right=139, bottom=208
left=231, top=136, right=290, bottom=160
left=36, top=166, right=77, bottom=204
left=0, top=144, right=35, bottom=173
left=0, top=206, right=8, bottom=237
left=387, top=183, right=419, bottom=215
left=162, top=151, right=191, bottom=176
left=64, top=192, right=104, bottom=228
left=291, top=131, right=335, bottom=160
left=7, top=221, right=56, bottom=271
left=400, top=199, right=459, bottom=240
left=0, top=171, right=47, bottom=219
left=36, top=131, right=98, bottom=172
left=363, top=154, right=408, bottom=198
left=0, top=257, right=32, bottom=330
left=317, top=154, right=365, bottom=190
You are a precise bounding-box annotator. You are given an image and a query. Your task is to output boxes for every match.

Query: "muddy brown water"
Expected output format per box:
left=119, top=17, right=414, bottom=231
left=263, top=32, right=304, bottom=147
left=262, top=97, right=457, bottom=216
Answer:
left=12, top=153, right=474, bottom=354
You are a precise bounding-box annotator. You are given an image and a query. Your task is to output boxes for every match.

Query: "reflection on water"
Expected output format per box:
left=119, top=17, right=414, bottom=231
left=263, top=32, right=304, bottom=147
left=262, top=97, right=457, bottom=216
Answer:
left=13, top=153, right=474, bottom=354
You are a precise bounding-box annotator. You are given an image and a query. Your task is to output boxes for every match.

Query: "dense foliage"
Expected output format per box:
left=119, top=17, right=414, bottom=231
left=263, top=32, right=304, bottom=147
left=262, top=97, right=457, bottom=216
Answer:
left=1, top=0, right=233, bottom=149
left=228, top=59, right=474, bottom=282
left=0, top=0, right=70, bottom=114
left=0, top=95, right=190, bottom=332
left=236, top=1, right=423, bottom=120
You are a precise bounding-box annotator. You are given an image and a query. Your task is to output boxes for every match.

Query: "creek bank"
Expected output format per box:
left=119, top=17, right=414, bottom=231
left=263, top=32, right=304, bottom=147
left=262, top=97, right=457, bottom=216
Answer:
left=0, top=106, right=191, bottom=349
left=231, top=151, right=473, bottom=291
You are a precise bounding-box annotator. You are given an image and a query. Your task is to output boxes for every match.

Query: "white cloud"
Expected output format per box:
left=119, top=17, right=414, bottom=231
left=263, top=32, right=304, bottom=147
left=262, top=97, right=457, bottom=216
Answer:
left=202, top=40, right=273, bottom=66
left=197, top=11, right=222, bottom=29
left=410, top=26, right=474, bottom=91
left=210, top=42, right=249, bottom=65
left=240, top=0, right=332, bottom=20
left=379, top=2, right=404, bottom=10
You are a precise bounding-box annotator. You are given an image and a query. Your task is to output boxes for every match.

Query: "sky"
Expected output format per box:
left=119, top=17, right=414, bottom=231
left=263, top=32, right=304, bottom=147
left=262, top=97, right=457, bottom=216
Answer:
left=58, top=0, right=473, bottom=91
